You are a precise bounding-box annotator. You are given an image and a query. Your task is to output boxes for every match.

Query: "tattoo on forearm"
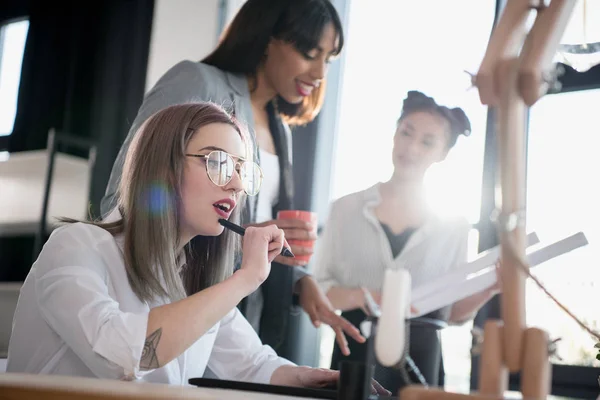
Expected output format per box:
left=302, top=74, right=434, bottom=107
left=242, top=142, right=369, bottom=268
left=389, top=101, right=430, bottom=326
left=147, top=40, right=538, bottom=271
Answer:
left=140, top=328, right=162, bottom=370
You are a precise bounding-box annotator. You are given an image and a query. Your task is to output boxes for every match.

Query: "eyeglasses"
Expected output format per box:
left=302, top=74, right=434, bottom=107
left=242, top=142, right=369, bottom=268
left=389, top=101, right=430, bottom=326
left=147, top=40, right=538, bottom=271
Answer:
left=186, top=150, right=263, bottom=196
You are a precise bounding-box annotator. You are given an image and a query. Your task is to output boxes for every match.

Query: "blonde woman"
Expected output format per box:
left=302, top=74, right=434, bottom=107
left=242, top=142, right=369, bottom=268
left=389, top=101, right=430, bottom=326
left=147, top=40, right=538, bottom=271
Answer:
left=6, top=103, right=387, bottom=393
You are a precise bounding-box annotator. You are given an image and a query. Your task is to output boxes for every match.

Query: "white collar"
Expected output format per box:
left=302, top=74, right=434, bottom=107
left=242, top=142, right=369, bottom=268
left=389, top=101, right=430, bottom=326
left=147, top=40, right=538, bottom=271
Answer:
left=361, top=183, right=439, bottom=256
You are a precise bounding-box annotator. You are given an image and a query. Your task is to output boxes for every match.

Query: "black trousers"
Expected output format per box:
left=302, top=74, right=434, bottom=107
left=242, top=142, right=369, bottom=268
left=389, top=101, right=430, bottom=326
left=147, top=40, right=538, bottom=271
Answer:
left=330, top=309, right=445, bottom=394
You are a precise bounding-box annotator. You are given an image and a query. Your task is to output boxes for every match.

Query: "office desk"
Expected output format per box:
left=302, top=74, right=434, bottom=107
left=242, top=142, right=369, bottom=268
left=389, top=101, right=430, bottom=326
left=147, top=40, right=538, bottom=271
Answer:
left=0, top=373, right=320, bottom=400
left=0, top=150, right=91, bottom=237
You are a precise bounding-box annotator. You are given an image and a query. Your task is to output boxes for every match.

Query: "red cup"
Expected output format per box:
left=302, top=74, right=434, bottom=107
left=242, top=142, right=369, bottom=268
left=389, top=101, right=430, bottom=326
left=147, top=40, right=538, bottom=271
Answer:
left=277, top=210, right=317, bottom=262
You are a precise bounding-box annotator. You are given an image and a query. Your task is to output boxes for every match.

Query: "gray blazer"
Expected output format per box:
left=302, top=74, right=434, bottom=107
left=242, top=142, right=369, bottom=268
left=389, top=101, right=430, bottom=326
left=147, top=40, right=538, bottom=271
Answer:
left=101, top=61, right=308, bottom=352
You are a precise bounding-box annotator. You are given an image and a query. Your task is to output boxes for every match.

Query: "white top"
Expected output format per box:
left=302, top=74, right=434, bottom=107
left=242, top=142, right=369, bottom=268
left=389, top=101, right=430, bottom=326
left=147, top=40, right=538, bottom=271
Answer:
left=255, top=149, right=280, bottom=224
left=6, top=220, right=292, bottom=384
left=313, top=184, right=471, bottom=318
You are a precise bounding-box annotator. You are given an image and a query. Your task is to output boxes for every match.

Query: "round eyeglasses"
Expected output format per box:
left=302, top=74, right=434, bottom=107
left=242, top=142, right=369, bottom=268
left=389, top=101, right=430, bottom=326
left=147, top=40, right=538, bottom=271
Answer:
left=186, top=150, right=263, bottom=196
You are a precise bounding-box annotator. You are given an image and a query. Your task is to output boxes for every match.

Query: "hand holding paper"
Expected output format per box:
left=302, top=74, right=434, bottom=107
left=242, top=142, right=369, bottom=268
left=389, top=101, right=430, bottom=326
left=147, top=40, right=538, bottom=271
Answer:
left=410, top=232, right=588, bottom=318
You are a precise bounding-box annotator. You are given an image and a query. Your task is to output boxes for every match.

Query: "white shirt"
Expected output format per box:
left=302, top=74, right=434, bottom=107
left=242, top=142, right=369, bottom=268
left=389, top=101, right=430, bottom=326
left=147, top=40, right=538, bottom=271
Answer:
left=313, top=184, right=470, bottom=318
left=7, top=221, right=293, bottom=384
left=255, top=148, right=280, bottom=224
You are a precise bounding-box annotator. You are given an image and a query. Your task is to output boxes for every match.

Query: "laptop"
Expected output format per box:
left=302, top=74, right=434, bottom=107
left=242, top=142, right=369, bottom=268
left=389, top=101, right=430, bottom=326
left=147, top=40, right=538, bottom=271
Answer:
left=188, top=377, right=398, bottom=399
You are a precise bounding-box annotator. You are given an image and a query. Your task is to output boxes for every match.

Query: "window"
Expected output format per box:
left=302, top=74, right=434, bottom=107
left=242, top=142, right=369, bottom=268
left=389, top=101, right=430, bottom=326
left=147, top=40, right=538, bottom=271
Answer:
left=320, top=1, right=497, bottom=393
left=219, top=0, right=246, bottom=36
left=0, top=19, right=29, bottom=137
left=525, top=88, right=600, bottom=367
left=329, top=2, right=494, bottom=227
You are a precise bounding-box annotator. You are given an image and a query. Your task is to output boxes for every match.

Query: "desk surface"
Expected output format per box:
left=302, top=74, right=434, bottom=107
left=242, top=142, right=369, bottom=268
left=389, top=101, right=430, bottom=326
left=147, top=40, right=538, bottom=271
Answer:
left=0, top=150, right=91, bottom=237
left=0, top=373, right=321, bottom=400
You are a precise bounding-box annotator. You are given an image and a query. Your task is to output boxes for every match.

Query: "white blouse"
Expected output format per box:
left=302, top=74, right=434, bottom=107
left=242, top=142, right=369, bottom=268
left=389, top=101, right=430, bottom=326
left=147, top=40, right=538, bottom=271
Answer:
left=255, top=148, right=280, bottom=224
left=7, top=221, right=292, bottom=384
left=313, top=184, right=471, bottom=317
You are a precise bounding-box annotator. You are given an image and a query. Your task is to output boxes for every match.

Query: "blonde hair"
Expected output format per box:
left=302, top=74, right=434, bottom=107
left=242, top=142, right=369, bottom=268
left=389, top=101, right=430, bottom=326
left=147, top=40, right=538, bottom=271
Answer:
left=66, top=103, right=247, bottom=302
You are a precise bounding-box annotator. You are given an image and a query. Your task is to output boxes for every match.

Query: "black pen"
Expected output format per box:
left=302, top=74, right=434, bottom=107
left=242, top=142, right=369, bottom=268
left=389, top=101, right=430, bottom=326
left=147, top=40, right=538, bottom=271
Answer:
left=218, top=219, right=295, bottom=258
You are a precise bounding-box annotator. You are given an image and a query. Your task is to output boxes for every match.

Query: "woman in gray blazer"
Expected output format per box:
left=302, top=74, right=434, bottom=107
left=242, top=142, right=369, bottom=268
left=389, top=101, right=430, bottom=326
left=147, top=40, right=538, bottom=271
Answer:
left=101, top=0, right=363, bottom=360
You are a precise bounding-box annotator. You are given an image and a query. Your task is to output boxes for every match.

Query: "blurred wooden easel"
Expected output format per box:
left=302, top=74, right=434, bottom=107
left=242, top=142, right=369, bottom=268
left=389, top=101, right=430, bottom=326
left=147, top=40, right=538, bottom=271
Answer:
left=400, top=1, right=578, bottom=399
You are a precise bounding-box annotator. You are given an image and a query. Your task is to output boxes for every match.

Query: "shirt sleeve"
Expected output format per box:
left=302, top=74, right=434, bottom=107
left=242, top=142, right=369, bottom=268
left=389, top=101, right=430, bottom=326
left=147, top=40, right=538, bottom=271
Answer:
left=33, top=225, right=151, bottom=380
left=291, top=266, right=310, bottom=291
left=207, top=308, right=294, bottom=384
left=312, top=204, right=342, bottom=294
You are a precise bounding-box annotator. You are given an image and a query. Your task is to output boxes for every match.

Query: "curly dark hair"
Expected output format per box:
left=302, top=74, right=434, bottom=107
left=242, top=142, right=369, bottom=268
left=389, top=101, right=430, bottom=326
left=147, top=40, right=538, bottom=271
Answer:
left=399, top=90, right=471, bottom=148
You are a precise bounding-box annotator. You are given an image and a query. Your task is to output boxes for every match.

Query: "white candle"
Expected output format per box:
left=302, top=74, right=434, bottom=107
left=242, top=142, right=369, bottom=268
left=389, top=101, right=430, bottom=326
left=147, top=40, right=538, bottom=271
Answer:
left=375, top=268, right=411, bottom=367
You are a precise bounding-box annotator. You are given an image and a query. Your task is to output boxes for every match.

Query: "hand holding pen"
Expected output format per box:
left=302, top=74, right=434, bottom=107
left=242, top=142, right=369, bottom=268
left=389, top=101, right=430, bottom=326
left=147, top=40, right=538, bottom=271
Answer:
left=219, top=219, right=294, bottom=257
left=219, top=219, right=293, bottom=291
left=245, top=217, right=315, bottom=267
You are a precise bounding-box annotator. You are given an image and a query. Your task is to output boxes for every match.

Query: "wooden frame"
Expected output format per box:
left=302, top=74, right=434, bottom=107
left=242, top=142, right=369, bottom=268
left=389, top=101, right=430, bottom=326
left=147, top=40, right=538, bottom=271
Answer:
left=399, top=1, right=577, bottom=399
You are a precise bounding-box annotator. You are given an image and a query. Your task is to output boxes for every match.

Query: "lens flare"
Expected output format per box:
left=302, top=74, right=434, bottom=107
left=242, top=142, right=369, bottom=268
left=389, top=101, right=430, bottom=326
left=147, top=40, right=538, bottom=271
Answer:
left=140, top=181, right=172, bottom=215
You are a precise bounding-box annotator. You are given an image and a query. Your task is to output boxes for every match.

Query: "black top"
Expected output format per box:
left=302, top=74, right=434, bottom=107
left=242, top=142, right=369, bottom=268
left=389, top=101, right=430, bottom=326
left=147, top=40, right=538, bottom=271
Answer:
left=379, top=223, right=417, bottom=259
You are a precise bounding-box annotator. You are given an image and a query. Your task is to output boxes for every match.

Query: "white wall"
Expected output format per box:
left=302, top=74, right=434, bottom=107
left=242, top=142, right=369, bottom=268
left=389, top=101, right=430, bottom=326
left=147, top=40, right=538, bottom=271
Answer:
left=145, top=0, right=221, bottom=92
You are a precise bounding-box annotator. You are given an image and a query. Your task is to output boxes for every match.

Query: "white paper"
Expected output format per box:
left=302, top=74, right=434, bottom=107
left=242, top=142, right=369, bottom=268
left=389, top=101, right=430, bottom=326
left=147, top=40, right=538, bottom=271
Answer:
left=410, top=232, right=540, bottom=303
left=410, top=232, right=588, bottom=318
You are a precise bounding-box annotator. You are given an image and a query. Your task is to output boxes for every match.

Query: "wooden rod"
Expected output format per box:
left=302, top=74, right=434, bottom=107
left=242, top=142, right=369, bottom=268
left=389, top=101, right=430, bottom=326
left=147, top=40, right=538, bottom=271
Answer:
left=496, top=57, right=528, bottom=373
left=521, top=327, right=551, bottom=399
left=478, top=320, right=508, bottom=396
